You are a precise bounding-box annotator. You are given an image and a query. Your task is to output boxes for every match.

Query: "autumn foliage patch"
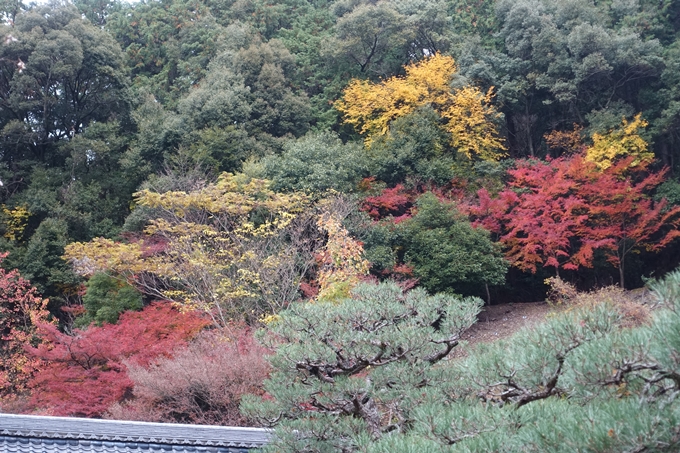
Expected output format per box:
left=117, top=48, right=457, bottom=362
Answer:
left=0, top=253, right=51, bottom=403
left=26, top=303, right=209, bottom=417
left=109, top=327, right=269, bottom=426
left=466, top=153, right=680, bottom=286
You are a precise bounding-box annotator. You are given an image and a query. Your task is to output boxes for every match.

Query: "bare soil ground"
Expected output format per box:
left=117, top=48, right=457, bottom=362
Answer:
left=452, top=301, right=558, bottom=358
left=451, top=287, right=654, bottom=358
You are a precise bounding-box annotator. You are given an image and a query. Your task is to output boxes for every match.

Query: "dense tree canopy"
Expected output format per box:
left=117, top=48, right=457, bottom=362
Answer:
left=0, top=5, right=129, bottom=168
left=0, top=0, right=679, bottom=439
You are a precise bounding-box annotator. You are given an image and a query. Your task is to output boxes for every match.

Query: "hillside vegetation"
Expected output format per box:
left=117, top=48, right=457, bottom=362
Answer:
left=0, top=0, right=680, bottom=450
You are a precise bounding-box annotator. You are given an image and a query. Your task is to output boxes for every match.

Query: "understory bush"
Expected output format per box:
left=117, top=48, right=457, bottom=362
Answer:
left=27, top=303, right=209, bottom=418
left=401, top=193, right=507, bottom=295
left=77, top=273, right=143, bottom=327
left=109, top=327, right=270, bottom=426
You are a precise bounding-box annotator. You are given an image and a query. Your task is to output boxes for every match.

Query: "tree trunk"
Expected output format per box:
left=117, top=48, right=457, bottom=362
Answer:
left=353, top=395, right=382, bottom=439
left=525, top=103, right=535, bottom=157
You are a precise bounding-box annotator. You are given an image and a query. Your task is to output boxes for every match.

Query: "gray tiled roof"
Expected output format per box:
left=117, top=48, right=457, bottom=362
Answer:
left=0, top=414, right=271, bottom=452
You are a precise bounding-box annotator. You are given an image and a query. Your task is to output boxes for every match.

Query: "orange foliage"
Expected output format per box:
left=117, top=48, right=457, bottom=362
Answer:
left=0, top=253, right=52, bottom=404
left=544, top=124, right=586, bottom=155
left=26, top=303, right=209, bottom=417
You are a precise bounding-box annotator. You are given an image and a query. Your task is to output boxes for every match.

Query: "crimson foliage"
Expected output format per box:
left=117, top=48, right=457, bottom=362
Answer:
left=467, top=154, right=680, bottom=285
left=27, top=303, right=209, bottom=417
left=361, top=184, right=413, bottom=221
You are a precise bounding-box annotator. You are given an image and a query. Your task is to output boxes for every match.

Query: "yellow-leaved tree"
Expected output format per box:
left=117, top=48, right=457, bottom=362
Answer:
left=64, top=173, right=317, bottom=326
left=2, top=205, right=29, bottom=242
left=315, top=212, right=370, bottom=303
left=585, top=114, right=654, bottom=170
left=335, top=53, right=506, bottom=161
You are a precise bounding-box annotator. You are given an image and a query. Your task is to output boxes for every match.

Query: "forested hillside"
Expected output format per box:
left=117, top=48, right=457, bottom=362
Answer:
left=1, top=0, right=680, bottom=450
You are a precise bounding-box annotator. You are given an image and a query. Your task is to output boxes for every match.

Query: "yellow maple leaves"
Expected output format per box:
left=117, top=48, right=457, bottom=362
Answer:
left=444, top=86, right=506, bottom=161
left=64, top=173, right=312, bottom=325
left=2, top=205, right=29, bottom=241
left=585, top=114, right=654, bottom=171
left=335, top=53, right=506, bottom=161
left=315, top=212, right=370, bottom=303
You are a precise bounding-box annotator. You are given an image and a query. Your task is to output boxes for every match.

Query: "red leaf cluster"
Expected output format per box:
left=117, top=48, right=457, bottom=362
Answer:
left=361, top=184, right=413, bottom=221
left=361, top=181, right=467, bottom=222
left=0, top=253, right=51, bottom=402
left=26, top=303, right=209, bottom=417
left=467, top=153, right=680, bottom=282
left=299, top=281, right=319, bottom=299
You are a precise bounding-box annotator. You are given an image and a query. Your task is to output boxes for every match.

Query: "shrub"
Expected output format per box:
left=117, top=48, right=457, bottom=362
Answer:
left=27, top=303, right=209, bottom=417
left=544, top=276, right=578, bottom=304
left=77, top=273, right=143, bottom=326
left=261, top=131, right=367, bottom=193
left=110, top=327, right=270, bottom=426
left=547, top=276, right=652, bottom=328
left=401, top=193, right=507, bottom=295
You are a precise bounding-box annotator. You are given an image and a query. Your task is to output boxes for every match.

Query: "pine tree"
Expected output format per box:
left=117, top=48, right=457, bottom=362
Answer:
left=243, top=270, right=680, bottom=452
left=241, top=281, right=482, bottom=451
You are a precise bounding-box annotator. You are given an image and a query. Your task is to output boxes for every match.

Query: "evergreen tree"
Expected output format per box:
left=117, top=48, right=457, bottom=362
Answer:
left=242, top=281, right=483, bottom=450
left=244, top=270, right=680, bottom=452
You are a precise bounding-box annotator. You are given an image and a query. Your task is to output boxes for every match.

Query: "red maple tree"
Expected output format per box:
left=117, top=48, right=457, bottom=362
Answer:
left=27, top=303, right=209, bottom=417
left=467, top=154, right=680, bottom=286
left=0, top=253, right=51, bottom=404
left=576, top=157, right=680, bottom=287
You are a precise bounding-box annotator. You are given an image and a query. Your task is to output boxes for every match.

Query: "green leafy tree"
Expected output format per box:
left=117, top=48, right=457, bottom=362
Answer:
left=0, top=4, right=129, bottom=170
left=0, top=120, right=138, bottom=308
left=275, top=4, right=341, bottom=129
left=394, top=0, right=453, bottom=57
left=326, top=2, right=411, bottom=76
left=77, top=272, right=142, bottom=327
left=19, top=218, right=80, bottom=311
left=401, top=193, right=507, bottom=295
left=105, top=0, right=225, bottom=106
left=173, top=34, right=311, bottom=169
left=210, top=0, right=313, bottom=40
left=650, top=38, right=680, bottom=169
left=367, top=107, right=458, bottom=185
left=74, top=0, right=121, bottom=26
left=259, top=131, right=367, bottom=194
left=0, top=0, right=23, bottom=22
left=462, top=0, right=664, bottom=158
left=0, top=4, right=136, bottom=310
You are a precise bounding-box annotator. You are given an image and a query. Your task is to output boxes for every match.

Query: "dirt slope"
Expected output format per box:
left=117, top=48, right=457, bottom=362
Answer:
left=452, top=301, right=556, bottom=358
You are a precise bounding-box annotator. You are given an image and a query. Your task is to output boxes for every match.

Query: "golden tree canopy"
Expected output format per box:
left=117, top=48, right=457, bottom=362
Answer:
left=335, top=53, right=506, bottom=161
left=585, top=114, right=654, bottom=171
left=64, top=173, right=312, bottom=326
